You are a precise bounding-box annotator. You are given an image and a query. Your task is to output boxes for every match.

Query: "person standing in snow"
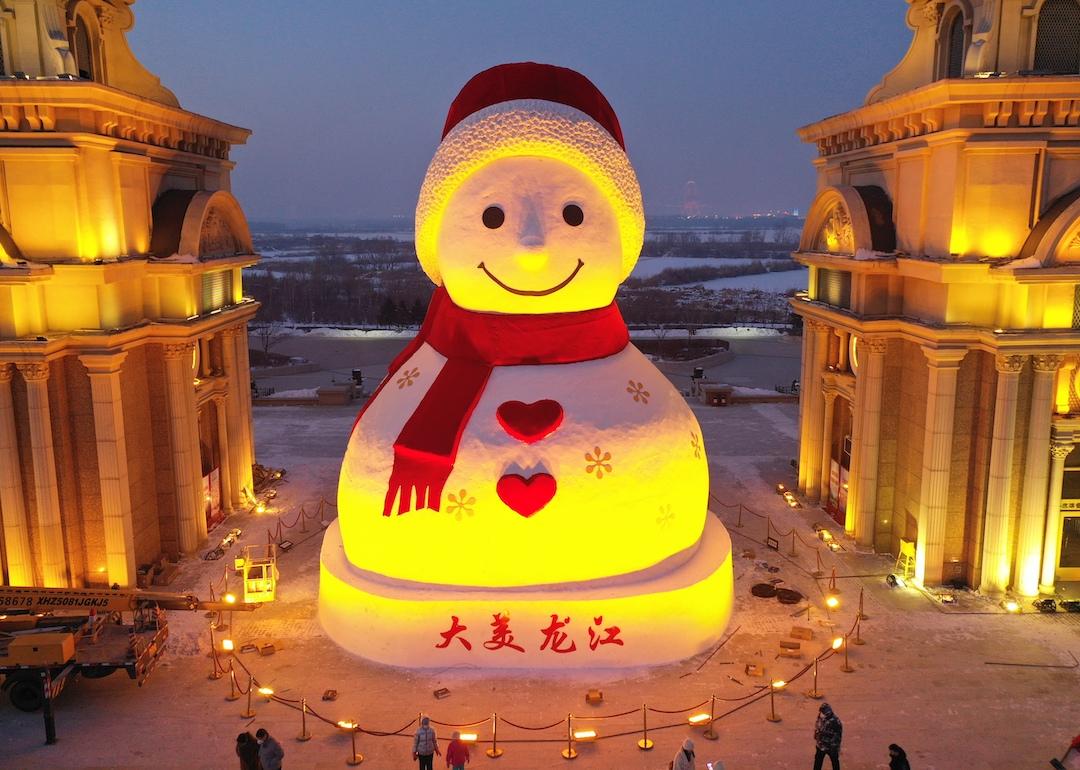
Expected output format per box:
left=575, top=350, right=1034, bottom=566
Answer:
left=255, top=727, right=284, bottom=770
left=888, top=743, right=910, bottom=770
left=813, top=702, right=843, bottom=770
left=413, top=715, right=440, bottom=770
left=445, top=730, right=470, bottom=769
left=234, top=732, right=259, bottom=770
left=672, top=737, right=695, bottom=770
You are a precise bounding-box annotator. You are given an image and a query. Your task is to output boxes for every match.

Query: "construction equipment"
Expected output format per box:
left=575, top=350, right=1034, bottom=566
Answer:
left=0, top=585, right=258, bottom=744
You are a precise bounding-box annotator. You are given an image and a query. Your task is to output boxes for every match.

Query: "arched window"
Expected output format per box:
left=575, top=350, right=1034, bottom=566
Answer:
left=72, top=15, right=94, bottom=80
left=1034, top=0, right=1080, bottom=74
left=945, top=12, right=965, bottom=78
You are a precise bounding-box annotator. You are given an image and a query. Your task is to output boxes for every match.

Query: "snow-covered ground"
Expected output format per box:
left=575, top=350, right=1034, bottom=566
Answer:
left=2, top=368, right=1077, bottom=769
left=690, top=267, right=809, bottom=293
left=631, top=256, right=760, bottom=278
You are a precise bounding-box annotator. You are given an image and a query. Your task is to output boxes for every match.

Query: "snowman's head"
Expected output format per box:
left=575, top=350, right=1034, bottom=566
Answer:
left=416, top=64, right=645, bottom=314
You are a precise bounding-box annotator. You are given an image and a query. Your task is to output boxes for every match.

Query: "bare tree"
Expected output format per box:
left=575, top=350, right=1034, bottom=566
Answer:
left=254, top=321, right=290, bottom=357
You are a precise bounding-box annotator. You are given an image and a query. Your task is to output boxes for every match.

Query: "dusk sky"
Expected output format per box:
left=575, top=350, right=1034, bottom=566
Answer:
left=130, top=2, right=911, bottom=223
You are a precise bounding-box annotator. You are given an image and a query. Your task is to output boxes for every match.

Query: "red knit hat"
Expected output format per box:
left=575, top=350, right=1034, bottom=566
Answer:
left=442, top=62, right=625, bottom=149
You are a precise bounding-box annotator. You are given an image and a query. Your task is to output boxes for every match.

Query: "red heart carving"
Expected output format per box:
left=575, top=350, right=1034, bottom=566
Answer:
left=496, top=400, right=564, bottom=444
left=496, top=473, right=556, bottom=517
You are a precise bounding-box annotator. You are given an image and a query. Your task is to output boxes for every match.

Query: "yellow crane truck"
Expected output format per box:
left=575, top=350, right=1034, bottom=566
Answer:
left=0, top=585, right=256, bottom=744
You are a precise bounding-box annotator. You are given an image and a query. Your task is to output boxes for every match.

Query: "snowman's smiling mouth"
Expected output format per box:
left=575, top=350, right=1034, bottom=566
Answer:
left=477, top=259, right=584, bottom=296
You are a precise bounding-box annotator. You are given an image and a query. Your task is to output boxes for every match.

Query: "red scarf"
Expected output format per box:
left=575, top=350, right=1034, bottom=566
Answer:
left=354, top=287, right=628, bottom=515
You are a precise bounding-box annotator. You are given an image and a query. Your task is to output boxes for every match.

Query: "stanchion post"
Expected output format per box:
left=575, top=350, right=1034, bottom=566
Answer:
left=853, top=616, right=865, bottom=646
left=789, top=530, right=797, bottom=557
left=828, top=567, right=839, bottom=593
left=766, top=680, right=784, bottom=723
left=241, top=674, right=256, bottom=718
left=226, top=662, right=241, bottom=701
left=806, top=657, right=824, bottom=699
left=841, top=634, right=855, bottom=673
left=299, top=505, right=308, bottom=534
left=297, top=697, right=312, bottom=741
left=346, top=722, right=363, bottom=766
left=561, top=713, right=577, bottom=760
left=208, top=626, right=223, bottom=680
left=812, top=549, right=825, bottom=578
left=736, top=504, right=743, bottom=528
left=637, top=703, right=653, bottom=750
left=858, top=587, right=868, bottom=620
left=703, top=695, right=718, bottom=740
left=486, top=713, right=503, bottom=758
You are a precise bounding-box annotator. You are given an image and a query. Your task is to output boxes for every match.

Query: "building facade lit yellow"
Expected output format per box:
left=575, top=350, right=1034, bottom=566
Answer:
left=0, top=1, right=258, bottom=589
left=793, top=0, right=1080, bottom=594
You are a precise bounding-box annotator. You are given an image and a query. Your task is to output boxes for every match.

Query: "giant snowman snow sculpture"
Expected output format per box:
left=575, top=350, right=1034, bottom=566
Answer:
left=320, top=63, right=733, bottom=668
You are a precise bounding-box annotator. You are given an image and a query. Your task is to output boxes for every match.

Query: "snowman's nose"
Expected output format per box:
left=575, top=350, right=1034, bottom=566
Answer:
left=517, top=202, right=546, bottom=250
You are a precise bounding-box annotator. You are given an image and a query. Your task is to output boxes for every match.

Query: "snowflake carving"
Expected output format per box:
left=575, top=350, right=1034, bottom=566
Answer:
left=626, top=379, right=651, bottom=404
left=656, top=504, right=675, bottom=528
left=396, top=367, right=420, bottom=389
left=690, top=432, right=702, bottom=459
left=446, top=489, right=476, bottom=521
left=585, top=446, right=613, bottom=479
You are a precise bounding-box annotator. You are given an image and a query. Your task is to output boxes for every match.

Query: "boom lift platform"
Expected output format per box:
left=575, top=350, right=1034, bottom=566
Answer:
left=0, top=585, right=258, bottom=744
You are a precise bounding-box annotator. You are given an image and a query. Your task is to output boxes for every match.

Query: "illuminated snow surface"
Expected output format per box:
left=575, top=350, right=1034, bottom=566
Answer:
left=1, top=338, right=1077, bottom=768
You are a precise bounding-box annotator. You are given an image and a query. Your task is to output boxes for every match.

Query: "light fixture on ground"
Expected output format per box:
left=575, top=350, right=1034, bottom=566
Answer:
left=258, top=686, right=274, bottom=701
left=337, top=720, right=363, bottom=766
left=825, top=594, right=839, bottom=623
left=689, top=694, right=718, bottom=740
left=767, top=680, right=785, bottom=723
left=1002, top=598, right=1021, bottom=613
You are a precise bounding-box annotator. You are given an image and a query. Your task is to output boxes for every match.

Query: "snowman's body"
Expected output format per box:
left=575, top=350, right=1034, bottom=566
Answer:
left=319, top=62, right=732, bottom=668
left=339, top=342, right=708, bottom=587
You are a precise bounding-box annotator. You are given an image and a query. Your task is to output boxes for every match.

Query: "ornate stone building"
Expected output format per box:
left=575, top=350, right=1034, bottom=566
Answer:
left=0, top=1, right=258, bottom=588
left=793, top=0, right=1080, bottom=594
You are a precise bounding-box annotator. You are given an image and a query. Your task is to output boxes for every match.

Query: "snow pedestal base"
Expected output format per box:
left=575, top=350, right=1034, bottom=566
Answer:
left=318, top=515, right=733, bottom=669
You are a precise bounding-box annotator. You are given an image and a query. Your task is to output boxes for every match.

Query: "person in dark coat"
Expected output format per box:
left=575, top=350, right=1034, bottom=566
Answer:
left=813, top=702, right=843, bottom=770
left=888, top=743, right=911, bottom=770
left=235, top=732, right=260, bottom=770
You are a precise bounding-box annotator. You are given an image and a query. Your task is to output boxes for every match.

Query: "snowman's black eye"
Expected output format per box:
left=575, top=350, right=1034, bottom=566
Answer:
left=482, top=206, right=504, bottom=229
left=562, top=204, right=584, bottom=227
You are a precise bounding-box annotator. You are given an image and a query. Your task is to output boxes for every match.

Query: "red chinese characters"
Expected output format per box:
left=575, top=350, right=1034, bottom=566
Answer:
left=435, top=615, right=472, bottom=651
left=435, top=613, right=624, bottom=654
left=484, top=612, right=525, bottom=653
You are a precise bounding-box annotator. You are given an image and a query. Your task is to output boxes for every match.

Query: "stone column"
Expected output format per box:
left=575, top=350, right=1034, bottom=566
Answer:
left=803, top=320, right=831, bottom=502
left=0, top=364, right=33, bottom=585
left=80, top=353, right=137, bottom=587
left=163, top=342, right=201, bottom=554
left=797, top=323, right=817, bottom=491
left=1014, top=355, right=1061, bottom=596
left=852, top=337, right=888, bottom=546
left=915, top=348, right=965, bottom=588
left=979, top=354, right=1026, bottom=595
left=234, top=324, right=255, bottom=496
left=819, top=385, right=837, bottom=511
left=213, top=395, right=234, bottom=516
left=1040, top=441, right=1074, bottom=593
left=221, top=325, right=252, bottom=504
left=16, top=362, right=67, bottom=587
